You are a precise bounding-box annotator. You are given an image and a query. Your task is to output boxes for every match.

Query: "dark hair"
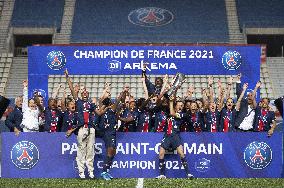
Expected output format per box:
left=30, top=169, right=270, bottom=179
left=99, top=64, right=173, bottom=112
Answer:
left=102, top=98, right=112, bottom=106
left=262, top=97, right=270, bottom=103
left=137, top=98, right=145, bottom=107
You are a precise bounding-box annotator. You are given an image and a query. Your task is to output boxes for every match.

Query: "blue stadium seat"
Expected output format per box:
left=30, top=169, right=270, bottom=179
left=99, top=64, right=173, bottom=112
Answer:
left=71, top=0, right=229, bottom=43
left=11, top=0, right=65, bottom=28
left=236, top=0, right=284, bottom=28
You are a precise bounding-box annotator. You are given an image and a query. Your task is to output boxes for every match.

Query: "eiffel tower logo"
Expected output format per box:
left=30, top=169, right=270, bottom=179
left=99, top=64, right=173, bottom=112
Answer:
left=17, top=148, right=33, bottom=163
left=251, top=149, right=265, bottom=163
left=141, top=9, right=162, bottom=23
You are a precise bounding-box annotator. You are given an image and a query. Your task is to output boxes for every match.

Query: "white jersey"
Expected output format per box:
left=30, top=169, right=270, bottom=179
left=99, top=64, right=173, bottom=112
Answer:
left=21, top=87, right=40, bottom=132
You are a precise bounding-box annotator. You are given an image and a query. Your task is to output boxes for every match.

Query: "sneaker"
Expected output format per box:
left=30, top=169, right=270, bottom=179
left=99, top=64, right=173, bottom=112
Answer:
left=106, top=172, right=113, bottom=179
left=156, top=175, right=166, bottom=179
left=89, top=172, right=95, bottom=179
left=101, top=172, right=111, bottom=180
left=187, top=173, right=195, bottom=179
left=79, top=172, right=86, bottom=179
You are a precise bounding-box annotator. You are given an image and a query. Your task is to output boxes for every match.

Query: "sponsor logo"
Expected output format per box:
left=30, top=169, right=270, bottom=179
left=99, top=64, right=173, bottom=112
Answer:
left=47, top=51, right=66, bottom=70
left=244, top=141, right=272, bottom=170
left=11, top=141, right=39, bottom=170
left=195, top=158, right=211, bottom=172
left=108, top=60, right=121, bottom=72
left=222, top=51, right=242, bottom=70
left=31, top=88, right=47, bottom=99
left=128, top=7, right=174, bottom=27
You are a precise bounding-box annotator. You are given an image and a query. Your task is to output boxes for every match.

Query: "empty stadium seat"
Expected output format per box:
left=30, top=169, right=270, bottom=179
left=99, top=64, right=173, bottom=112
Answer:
left=71, top=0, right=229, bottom=43
left=236, top=0, right=284, bottom=28
left=11, top=0, right=65, bottom=28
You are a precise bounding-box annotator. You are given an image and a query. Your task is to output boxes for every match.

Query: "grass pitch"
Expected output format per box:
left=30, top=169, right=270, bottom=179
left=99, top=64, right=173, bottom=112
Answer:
left=0, top=178, right=283, bottom=188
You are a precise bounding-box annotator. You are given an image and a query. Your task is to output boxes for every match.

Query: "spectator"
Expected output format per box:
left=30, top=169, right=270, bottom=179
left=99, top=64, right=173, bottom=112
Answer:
left=5, top=96, right=23, bottom=136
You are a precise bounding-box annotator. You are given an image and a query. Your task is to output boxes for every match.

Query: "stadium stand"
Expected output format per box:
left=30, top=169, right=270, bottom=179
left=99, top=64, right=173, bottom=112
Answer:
left=236, top=0, right=284, bottom=28
left=0, top=0, right=15, bottom=50
left=0, top=0, right=4, bottom=18
left=47, top=72, right=273, bottom=101
left=267, top=57, right=284, bottom=98
left=11, top=0, right=65, bottom=28
left=5, top=57, right=27, bottom=98
left=0, top=0, right=281, bottom=104
left=71, top=0, right=229, bottom=43
left=48, top=75, right=237, bottom=100
left=0, top=53, right=12, bottom=95
left=54, top=0, right=76, bottom=44
left=225, top=0, right=244, bottom=43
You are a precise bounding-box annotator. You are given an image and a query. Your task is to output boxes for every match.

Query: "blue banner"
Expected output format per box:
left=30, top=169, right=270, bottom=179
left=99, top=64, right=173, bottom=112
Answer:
left=1, top=132, right=282, bottom=178
left=28, top=45, right=261, bottom=101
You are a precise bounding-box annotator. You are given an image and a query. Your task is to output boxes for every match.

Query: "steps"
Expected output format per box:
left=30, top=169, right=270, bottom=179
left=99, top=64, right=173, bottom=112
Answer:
left=54, top=0, right=76, bottom=44
left=225, top=0, right=245, bottom=44
left=0, top=0, right=15, bottom=50
left=266, top=57, right=284, bottom=98
left=5, top=57, right=28, bottom=98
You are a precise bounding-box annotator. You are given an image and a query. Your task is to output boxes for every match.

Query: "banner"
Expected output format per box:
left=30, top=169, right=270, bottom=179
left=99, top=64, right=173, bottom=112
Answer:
left=1, top=132, right=282, bottom=178
left=28, top=45, right=261, bottom=102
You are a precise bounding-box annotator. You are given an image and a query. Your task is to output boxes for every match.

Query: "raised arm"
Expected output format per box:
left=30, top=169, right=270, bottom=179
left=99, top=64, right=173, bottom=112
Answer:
left=52, top=84, right=63, bottom=99
left=141, top=77, right=149, bottom=99
left=216, top=79, right=224, bottom=111
left=208, top=76, right=214, bottom=103
left=184, top=84, right=194, bottom=101
left=64, top=69, right=78, bottom=100
left=226, top=76, right=233, bottom=99
left=169, top=95, right=176, bottom=117
left=160, top=74, right=169, bottom=95
left=22, top=80, right=28, bottom=112
left=236, top=83, right=248, bottom=111
left=61, top=87, right=67, bottom=112
left=201, top=88, right=209, bottom=112
left=235, top=73, right=242, bottom=99
left=252, top=81, right=261, bottom=108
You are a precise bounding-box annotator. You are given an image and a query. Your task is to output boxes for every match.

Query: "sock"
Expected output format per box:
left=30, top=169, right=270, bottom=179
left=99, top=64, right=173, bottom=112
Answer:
left=159, top=158, right=165, bottom=175
left=181, top=157, right=189, bottom=174
left=103, top=156, right=113, bottom=172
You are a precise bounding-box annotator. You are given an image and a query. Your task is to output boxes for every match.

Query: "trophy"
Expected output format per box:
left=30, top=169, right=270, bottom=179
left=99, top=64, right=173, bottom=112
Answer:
left=164, top=73, right=186, bottom=98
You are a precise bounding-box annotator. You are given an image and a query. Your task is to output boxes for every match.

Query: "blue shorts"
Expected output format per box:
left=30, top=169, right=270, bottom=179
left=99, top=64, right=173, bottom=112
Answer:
left=102, top=130, right=116, bottom=149
left=160, top=134, right=182, bottom=150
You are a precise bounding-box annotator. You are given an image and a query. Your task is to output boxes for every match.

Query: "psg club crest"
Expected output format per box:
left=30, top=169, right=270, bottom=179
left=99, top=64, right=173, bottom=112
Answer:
left=128, top=7, right=174, bottom=27
left=195, top=158, right=211, bottom=172
left=47, top=51, right=66, bottom=70
left=222, top=50, right=242, bottom=70
left=243, top=141, right=272, bottom=170
left=31, top=88, right=47, bottom=99
left=11, top=141, right=40, bottom=170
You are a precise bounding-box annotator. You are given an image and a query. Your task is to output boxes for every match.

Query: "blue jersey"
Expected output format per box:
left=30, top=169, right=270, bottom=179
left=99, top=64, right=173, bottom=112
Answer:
left=61, top=110, right=82, bottom=132
left=220, top=108, right=237, bottom=132
left=154, top=110, right=168, bottom=132
left=120, top=108, right=139, bottom=132
left=165, top=112, right=186, bottom=136
left=137, top=109, right=151, bottom=132
left=254, top=107, right=275, bottom=132
left=89, top=105, right=101, bottom=129
left=75, top=98, right=96, bottom=128
left=188, top=111, right=205, bottom=132
left=99, top=108, right=117, bottom=131
left=44, top=108, right=62, bottom=132
left=204, top=111, right=220, bottom=132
